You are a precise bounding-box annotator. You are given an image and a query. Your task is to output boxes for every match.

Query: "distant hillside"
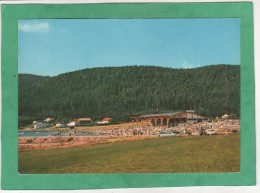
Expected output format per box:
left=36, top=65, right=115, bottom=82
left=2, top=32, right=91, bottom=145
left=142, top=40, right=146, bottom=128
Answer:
left=18, top=65, right=240, bottom=123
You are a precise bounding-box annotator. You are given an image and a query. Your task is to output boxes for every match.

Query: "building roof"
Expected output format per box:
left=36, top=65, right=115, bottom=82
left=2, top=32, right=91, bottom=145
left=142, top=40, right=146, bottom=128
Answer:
left=77, top=118, right=92, bottom=121
left=102, top=117, right=112, bottom=122
left=131, top=111, right=207, bottom=119
left=44, top=118, right=55, bottom=122
left=131, top=112, right=182, bottom=119
left=138, top=112, right=181, bottom=118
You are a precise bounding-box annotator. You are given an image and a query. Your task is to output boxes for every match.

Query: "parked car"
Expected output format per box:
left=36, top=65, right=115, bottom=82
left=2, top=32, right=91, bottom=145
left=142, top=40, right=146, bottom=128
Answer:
left=206, top=129, right=216, bottom=135
left=158, top=131, right=177, bottom=137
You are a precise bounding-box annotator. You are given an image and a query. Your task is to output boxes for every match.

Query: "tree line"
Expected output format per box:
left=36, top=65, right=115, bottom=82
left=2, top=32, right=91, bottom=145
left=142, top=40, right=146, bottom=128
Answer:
left=18, top=65, right=240, bottom=125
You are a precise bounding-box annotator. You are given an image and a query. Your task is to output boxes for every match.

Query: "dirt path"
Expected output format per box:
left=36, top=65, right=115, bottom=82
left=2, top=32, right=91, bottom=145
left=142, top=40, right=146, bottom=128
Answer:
left=18, top=135, right=157, bottom=151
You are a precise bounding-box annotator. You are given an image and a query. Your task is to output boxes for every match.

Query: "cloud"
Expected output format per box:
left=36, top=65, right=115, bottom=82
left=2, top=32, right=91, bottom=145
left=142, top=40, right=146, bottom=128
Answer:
left=180, top=61, right=199, bottom=69
left=18, top=21, right=50, bottom=33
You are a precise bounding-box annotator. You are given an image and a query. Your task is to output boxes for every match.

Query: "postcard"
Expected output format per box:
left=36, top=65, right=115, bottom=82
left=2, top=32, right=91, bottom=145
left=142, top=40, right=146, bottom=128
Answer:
left=1, top=2, right=255, bottom=190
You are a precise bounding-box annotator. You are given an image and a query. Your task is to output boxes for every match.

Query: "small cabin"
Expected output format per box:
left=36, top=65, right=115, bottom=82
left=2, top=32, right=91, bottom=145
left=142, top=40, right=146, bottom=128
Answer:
left=98, top=117, right=112, bottom=124
left=44, top=117, right=55, bottom=122
left=55, top=123, right=65, bottom=128
left=33, top=121, right=45, bottom=129
left=76, top=118, right=92, bottom=125
left=222, top=114, right=229, bottom=119
left=67, top=121, right=76, bottom=129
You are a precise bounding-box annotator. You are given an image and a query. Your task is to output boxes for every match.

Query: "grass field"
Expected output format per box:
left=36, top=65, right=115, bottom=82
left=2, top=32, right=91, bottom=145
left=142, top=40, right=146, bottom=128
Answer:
left=18, top=134, right=240, bottom=174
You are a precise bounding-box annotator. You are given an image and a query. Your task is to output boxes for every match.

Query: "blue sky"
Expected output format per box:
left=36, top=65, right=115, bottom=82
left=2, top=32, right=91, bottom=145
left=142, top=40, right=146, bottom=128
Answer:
left=18, top=19, right=240, bottom=76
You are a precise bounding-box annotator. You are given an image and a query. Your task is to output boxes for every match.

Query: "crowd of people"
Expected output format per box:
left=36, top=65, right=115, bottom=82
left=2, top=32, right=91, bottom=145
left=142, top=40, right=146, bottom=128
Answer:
left=86, top=119, right=240, bottom=136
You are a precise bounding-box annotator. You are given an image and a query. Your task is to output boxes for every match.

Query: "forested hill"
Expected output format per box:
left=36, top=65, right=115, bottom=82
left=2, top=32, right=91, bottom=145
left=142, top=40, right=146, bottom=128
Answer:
left=19, top=65, right=240, bottom=122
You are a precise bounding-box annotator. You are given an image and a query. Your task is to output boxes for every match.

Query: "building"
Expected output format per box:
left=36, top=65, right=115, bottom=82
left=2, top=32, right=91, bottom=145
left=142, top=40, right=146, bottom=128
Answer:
left=44, top=117, right=55, bottom=122
left=67, top=121, right=76, bottom=129
left=130, top=110, right=209, bottom=128
left=76, top=118, right=92, bottom=125
left=222, top=114, right=229, bottom=119
left=98, top=117, right=112, bottom=124
left=55, top=123, right=65, bottom=128
left=33, top=121, right=45, bottom=129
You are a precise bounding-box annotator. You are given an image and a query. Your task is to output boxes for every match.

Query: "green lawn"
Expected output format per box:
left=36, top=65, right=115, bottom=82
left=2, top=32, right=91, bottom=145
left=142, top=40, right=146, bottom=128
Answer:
left=18, top=134, right=240, bottom=174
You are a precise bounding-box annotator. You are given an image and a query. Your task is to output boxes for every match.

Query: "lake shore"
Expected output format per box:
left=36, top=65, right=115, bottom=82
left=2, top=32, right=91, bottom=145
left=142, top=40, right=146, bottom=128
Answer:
left=18, top=119, right=240, bottom=151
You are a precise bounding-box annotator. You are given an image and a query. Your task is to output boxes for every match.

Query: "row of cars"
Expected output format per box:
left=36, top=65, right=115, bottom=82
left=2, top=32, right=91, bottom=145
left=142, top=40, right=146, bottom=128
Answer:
left=157, top=129, right=216, bottom=137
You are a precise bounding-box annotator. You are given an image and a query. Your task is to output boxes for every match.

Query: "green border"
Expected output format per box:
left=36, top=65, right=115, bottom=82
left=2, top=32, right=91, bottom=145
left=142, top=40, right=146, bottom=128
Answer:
left=1, top=2, right=255, bottom=190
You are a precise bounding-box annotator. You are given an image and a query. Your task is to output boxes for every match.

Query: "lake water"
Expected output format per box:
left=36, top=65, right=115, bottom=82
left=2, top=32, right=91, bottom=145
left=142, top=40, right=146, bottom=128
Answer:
left=18, top=131, right=104, bottom=137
